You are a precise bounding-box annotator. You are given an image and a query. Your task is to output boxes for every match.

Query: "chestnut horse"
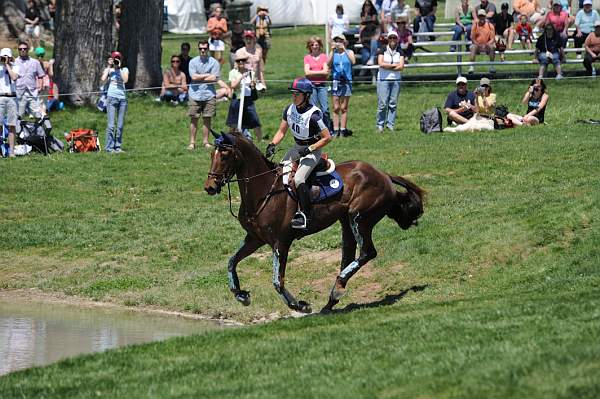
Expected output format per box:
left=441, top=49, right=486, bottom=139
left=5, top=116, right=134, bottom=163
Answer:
left=204, top=132, right=424, bottom=313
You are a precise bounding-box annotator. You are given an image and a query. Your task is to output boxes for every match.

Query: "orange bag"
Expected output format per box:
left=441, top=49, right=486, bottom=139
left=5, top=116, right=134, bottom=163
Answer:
left=65, top=129, right=100, bottom=153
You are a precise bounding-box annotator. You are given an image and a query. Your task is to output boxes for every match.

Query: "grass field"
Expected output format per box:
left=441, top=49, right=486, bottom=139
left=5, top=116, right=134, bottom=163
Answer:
left=1, top=26, right=600, bottom=397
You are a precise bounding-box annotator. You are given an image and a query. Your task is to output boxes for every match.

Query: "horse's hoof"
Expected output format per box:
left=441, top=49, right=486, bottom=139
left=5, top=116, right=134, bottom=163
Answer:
left=320, top=299, right=339, bottom=313
left=296, top=300, right=312, bottom=314
left=235, top=290, right=251, bottom=306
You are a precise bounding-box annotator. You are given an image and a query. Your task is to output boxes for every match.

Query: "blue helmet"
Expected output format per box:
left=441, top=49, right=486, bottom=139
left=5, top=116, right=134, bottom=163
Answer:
left=289, top=77, right=314, bottom=94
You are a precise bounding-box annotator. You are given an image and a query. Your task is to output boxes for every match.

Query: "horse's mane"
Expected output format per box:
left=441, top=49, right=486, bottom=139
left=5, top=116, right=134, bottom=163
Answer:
left=227, top=131, right=277, bottom=170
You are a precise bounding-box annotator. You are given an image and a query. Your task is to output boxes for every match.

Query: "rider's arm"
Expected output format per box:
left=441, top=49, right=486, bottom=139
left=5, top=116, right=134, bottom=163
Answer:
left=308, top=128, right=332, bottom=152
left=270, top=119, right=289, bottom=146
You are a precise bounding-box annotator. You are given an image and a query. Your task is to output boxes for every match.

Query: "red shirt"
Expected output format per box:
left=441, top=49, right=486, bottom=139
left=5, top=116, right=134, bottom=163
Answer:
left=546, top=11, right=569, bottom=32
left=304, top=53, right=328, bottom=84
left=516, top=22, right=533, bottom=38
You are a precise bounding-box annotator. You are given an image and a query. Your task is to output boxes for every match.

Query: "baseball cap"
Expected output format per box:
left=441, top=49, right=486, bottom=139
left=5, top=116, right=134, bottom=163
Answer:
left=387, top=31, right=399, bottom=38
left=477, top=9, right=487, bottom=16
left=552, top=0, right=562, bottom=6
left=456, top=76, right=468, bottom=84
left=480, top=77, right=491, bottom=86
left=34, top=47, right=45, bottom=56
left=583, top=0, right=592, bottom=5
left=235, top=53, right=249, bottom=61
left=243, top=30, right=256, bottom=38
left=0, top=48, right=13, bottom=58
left=257, top=5, right=268, bottom=12
left=111, top=51, right=122, bottom=59
left=332, top=33, right=346, bottom=41
left=595, top=20, right=600, bottom=27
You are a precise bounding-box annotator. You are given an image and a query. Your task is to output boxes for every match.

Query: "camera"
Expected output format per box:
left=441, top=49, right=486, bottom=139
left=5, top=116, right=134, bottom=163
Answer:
left=0, top=56, right=7, bottom=64
left=114, top=58, right=121, bottom=67
left=476, top=86, right=485, bottom=94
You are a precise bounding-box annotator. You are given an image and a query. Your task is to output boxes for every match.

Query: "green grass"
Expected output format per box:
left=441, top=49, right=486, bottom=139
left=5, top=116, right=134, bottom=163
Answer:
left=1, top=26, right=600, bottom=397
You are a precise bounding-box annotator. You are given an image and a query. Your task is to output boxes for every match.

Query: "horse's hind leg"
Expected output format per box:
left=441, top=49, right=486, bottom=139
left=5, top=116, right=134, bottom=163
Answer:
left=322, top=212, right=378, bottom=312
left=228, top=233, right=264, bottom=306
left=272, top=242, right=312, bottom=313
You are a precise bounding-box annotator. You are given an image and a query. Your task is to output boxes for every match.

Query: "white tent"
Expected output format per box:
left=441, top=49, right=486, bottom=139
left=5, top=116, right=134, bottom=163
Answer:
left=164, top=0, right=206, bottom=34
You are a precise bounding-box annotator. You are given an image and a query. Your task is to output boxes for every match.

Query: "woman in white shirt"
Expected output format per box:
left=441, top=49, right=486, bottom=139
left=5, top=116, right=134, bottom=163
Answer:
left=328, top=4, right=350, bottom=43
left=375, top=31, right=405, bottom=132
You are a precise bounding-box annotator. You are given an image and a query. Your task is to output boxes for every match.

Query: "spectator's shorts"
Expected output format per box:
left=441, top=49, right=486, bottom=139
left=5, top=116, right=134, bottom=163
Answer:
left=473, top=44, right=495, bottom=55
left=332, top=82, right=352, bottom=97
left=25, top=24, right=41, bottom=37
left=0, top=96, right=18, bottom=126
left=188, top=97, right=217, bottom=118
left=257, top=36, right=271, bottom=50
left=209, top=39, right=225, bottom=52
left=18, top=94, right=42, bottom=118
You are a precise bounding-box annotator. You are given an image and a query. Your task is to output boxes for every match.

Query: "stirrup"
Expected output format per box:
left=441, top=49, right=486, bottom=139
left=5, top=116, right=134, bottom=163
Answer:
left=291, top=211, right=308, bottom=229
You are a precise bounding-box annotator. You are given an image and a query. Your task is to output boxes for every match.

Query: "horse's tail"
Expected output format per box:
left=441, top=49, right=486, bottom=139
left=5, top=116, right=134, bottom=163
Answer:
left=386, top=175, right=425, bottom=230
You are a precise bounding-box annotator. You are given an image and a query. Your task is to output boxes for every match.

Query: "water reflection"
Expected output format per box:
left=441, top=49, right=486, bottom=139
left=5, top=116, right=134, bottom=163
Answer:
left=0, top=299, right=224, bottom=376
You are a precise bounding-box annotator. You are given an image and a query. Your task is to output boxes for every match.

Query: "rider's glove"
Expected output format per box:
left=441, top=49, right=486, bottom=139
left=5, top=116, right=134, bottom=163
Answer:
left=298, top=146, right=311, bottom=157
left=265, top=143, right=276, bottom=158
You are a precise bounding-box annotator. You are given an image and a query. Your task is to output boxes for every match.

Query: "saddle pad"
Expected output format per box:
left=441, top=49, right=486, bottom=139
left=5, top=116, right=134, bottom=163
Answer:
left=312, top=170, right=344, bottom=203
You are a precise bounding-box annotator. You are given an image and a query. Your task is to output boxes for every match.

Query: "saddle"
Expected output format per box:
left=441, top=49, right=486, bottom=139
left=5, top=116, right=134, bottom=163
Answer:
left=282, top=155, right=344, bottom=203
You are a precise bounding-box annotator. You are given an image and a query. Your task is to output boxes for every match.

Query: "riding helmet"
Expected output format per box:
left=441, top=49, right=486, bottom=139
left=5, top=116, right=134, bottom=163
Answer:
left=289, top=77, right=314, bottom=94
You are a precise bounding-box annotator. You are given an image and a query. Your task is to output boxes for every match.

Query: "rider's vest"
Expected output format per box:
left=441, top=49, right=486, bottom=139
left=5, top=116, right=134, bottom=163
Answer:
left=286, top=104, right=321, bottom=145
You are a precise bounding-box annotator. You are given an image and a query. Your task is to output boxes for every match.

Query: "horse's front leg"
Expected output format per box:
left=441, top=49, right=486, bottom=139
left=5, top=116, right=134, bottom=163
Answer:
left=228, top=233, right=264, bottom=306
left=272, top=243, right=312, bottom=313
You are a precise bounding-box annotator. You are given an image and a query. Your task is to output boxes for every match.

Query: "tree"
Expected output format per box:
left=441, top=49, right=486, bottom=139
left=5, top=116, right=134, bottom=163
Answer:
left=54, top=0, right=113, bottom=105
left=117, top=0, right=163, bottom=90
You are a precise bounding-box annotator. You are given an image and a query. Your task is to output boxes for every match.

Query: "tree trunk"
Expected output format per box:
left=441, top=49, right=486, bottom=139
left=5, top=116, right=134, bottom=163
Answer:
left=54, top=0, right=113, bottom=106
left=118, top=0, right=163, bottom=91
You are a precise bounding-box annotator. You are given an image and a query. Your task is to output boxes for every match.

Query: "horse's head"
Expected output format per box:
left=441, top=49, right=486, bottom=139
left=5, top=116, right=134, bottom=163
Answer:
left=204, top=132, right=240, bottom=195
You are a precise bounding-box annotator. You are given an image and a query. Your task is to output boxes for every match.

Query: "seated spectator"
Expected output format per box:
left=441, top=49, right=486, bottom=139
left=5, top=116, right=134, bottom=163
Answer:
left=413, top=0, right=437, bottom=40
left=235, top=31, right=267, bottom=91
left=251, top=6, right=272, bottom=64
left=472, top=0, right=497, bottom=23
left=45, top=80, right=63, bottom=112
left=574, top=0, right=600, bottom=58
left=543, top=0, right=571, bottom=51
left=159, top=55, right=188, bottom=104
left=328, top=3, right=350, bottom=43
left=494, top=3, right=516, bottom=58
left=359, top=1, right=382, bottom=66
left=392, top=0, right=412, bottom=20
left=513, top=0, right=544, bottom=25
left=444, top=76, right=477, bottom=125
left=375, top=31, right=405, bottom=133
left=534, top=23, right=563, bottom=78
left=395, top=15, right=415, bottom=59
left=179, top=42, right=192, bottom=84
left=469, top=9, right=497, bottom=74
left=227, top=53, right=263, bottom=141
left=507, top=78, right=549, bottom=125
left=451, top=0, right=473, bottom=51
left=515, top=14, right=535, bottom=50
left=304, top=36, right=330, bottom=120
left=444, top=77, right=496, bottom=132
left=206, top=6, right=228, bottom=64
left=583, top=20, right=600, bottom=75
left=24, top=0, right=42, bottom=49
left=228, top=19, right=246, bottom=68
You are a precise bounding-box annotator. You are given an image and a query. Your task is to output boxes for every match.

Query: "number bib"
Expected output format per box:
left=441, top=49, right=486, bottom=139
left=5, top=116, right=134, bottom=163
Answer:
left=286, top=104, right=320, bottom=143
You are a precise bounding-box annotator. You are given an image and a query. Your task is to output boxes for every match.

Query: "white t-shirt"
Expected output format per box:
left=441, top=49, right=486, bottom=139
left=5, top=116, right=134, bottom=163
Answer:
left=0, top=64, right=20, bottom=95
left=228, top=69, right=252, bottom=97
left=377, top=46, right=403, bottom=81
left=329, top=14, right=349, bottom=39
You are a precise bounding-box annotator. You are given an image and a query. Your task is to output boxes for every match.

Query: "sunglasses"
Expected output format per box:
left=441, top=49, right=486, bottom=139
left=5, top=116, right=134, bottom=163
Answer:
left=198, top=47, right=208, bottom=51
left=18, top=47, right=28, bottom=51
left=171, top=60, right=181, bottom=63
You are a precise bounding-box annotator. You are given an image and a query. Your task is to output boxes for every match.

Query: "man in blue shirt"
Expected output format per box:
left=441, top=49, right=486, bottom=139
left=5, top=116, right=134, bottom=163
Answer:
left=187, top=39, right=220, bottom=150
left=444, top=76, right=477, bottom=125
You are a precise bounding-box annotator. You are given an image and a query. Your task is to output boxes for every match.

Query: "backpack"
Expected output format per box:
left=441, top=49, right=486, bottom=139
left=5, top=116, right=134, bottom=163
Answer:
left=65, top=129, right=100, bottom=153
left=420, top=107, right=443, bottom=133
left=16, top=116, right=64, bottom=155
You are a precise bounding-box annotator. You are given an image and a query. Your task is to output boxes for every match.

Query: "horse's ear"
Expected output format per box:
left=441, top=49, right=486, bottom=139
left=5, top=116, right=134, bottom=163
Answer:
left=211, top=129, right=221, bottom=139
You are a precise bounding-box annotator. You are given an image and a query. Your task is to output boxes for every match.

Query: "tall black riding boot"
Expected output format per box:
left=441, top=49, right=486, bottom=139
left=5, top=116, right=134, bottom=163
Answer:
left=291, top=183, right=312, bottom=229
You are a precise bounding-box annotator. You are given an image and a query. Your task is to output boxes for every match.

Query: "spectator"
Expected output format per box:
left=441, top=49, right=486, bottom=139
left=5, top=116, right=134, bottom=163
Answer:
left=395, top=15, right=415, bottom=59
left=507, top=78, right=548, bottom=125
left=444, top=77, right=496, bottom=132
left=513, top=0, right=545, bottom=26
left=328, top=4, right=350, bottom=43
left=47, top=0, right=56, bottom=30
left=451, top=0, right=473, bottom=51
left=374, top=0, right=384, bottom=13
left=207, top=6, right=228, bottom=64
left=101, top=51, right=129, bottom=153
left=251, top=5, right=272, bottom=64
left=444, top=76, right=477, bottom=125
left=179, top=42, right=192, bottom=84
left=34, top=47, right=53, bottom=114
left=328, top=34, right=356, bottom=137
left=392, top=0, right=412, bottom=20
left=228, top=19, right=245, bottom=68
left=515, top=13, right=535, bottom=50
left=544, top=0, right=571, bottom=51
left=375, top=31, right=405, bottom=133
left=204, top=0, right=224, bottom=18
left=24, top=0, right=42, bottom=49
left=45, top=80, right=62, bottom=112
left=473, top=0, right=497, bottom=22
left=380, top=0, right=396, bottom=32
left=359, top=0, right=382, bottom=66
left=159, top=55, right=188, bottom=104
left=574, top=0, right=600, bottom=58
left=494, top=3, right=516, bottom=57
left=227, top=53, right=263, bottom=141
left=0, top=48, right=20, bottom=158
left=469, top=9, right=497, bottom=74
left=304, top=36, right=330, bottom=121
left=235, top=31, right=266, bottom=91
left=14, top=41, right=45, bottom=119
left=413, top=0, right=437, bottom=39
left=188, top=39, right=220, bottom=150
left=534, top=23, right=564, bottom=78
left=583, top=20, right=600, bottom=75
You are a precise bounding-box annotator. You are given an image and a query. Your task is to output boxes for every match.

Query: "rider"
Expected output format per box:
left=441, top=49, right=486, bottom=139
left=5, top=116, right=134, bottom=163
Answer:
left=265, top=77, right=333, bottom=229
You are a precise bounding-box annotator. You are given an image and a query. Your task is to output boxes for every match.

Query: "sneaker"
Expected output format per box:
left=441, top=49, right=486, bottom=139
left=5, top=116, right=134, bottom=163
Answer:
left=291, top=212, right=308, bottom=229
left=386, top=125, right=394, bottom=131
left=376, top=126, right=384, bottom=133
left=217, top=97, right=229, bottom=103
left=154, top=97, right=161, bottom=102
left=366, top=58, right=374, bottom=66
left=555, top=74, right=563, bottom=80
left=114, top=148, right=124, bottom=153
left=468, top=66, right=474, bottom=74
left=489, top=66, right=496, bottom=73
left=449, top=46, right=456, bottom=52
left=341, top=129, right=353, bottom=137
left=187, top=143, right=196, bottom=150
left=576, top=54, right=582, bottom=59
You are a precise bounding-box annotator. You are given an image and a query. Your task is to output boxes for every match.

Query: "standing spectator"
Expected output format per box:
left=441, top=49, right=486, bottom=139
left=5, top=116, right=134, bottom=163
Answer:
left=0, top=48, right=20, bottom=158
left=513, top=0, right=545, bottom=26
left=34, top=47, right=53, bottom=115
left=328, top=4, right=350, bottom=43
left=534, top=23, right=564, bottom=78
left=235, top=31, right=266, bottom=91
left=444, top=76, right=477, bottom=125
left=583, top=20, right=600, bottom=75
left=229, top=19, right=245, bottom=68
left=304, top=36, right=330, bottom=122
left=469, top=10, right=497, bottom=73
left=375, top=31, right=405, bottom=133
left=451, top=0, right=474, bottom=51
left=328, top=34, right=355, bottom=137
left=227, top=53, right=263, bottom=140
left=574, top=0, right=600, bottom=58
left=413, top=0, right=437, bottom=39
left=494, top=3, right=516, bottom=57
left=395, top=15, right=415, bottom=59
left=179, top=42, right=192, bottom=84
left=207, top=6, right=228, bottom=64
left=507, top=78, right=549, bottom=125
left=515, top=14, right=535, bottom=50
left=204, top=0, right=224, bottom=18
left=251, top=6, right=272, bottom=64
left=47, top=0, right=56, bottom=30
left=14, top=41, right=45, bottom=119
left=392, top=0, right=412, bottom=20
left=101, top=51, right=129, bottom=153
left=380, top=0, right=396, bottom=32
left=359, top=0, right=381, bottom=66
left=24, top=0, right=42, bottom=49
left=159, top=55, right=188, bottom=104
left=188, top=39, right=220, bottom=150
left=473, top=0, right=497, bottom=22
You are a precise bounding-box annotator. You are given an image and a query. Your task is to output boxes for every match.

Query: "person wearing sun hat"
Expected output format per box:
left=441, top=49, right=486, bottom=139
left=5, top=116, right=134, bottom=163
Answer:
left=0, top=48, right=20, bottom=157
left=251, top=5, right=272, bottom=63
left=444, top=76, right=477, bottom=126
left=574, top=0, right=600, bottom=57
